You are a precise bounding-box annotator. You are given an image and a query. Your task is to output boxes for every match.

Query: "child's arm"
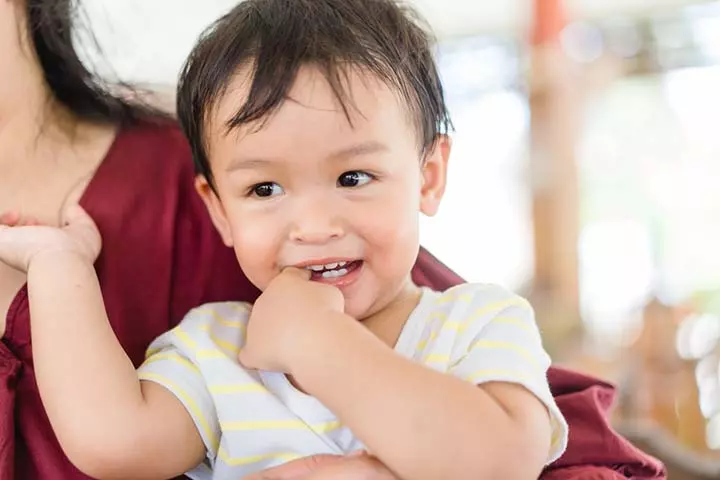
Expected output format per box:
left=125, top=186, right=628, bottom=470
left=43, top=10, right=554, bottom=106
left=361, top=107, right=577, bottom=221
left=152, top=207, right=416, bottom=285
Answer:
left=28, top=253, right=206, bottom=479
left=292, top=315, right=552, bottom=480
left=241, top=274, right=562, bottom=480
left=1, top=209, right=206, bottom=479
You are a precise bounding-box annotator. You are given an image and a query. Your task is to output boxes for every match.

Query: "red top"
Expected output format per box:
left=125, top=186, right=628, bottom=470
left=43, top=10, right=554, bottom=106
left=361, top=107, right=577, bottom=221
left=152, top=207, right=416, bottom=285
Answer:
left=0, top=122, right=665, bottom=479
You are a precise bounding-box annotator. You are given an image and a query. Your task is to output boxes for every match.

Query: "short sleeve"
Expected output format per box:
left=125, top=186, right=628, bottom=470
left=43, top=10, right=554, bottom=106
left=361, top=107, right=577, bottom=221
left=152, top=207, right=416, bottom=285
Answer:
left=137, top=319, right=222, bottom=464
left=447, top=286, right=569, bottom=464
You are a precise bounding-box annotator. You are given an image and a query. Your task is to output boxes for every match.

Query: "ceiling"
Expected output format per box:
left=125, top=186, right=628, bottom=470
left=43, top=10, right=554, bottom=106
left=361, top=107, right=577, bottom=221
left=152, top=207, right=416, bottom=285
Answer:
left=80, top=0, right=710, bottom=84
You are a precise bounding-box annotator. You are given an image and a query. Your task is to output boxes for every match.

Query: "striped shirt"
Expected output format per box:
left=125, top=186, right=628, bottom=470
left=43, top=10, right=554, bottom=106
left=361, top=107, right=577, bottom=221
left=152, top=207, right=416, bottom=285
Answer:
left=138, top=283, right=568, bottom=479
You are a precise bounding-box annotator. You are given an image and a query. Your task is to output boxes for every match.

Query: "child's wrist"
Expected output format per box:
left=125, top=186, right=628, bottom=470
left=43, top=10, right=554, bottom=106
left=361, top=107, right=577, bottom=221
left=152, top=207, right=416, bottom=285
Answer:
left=28, top=248, right=95, bottom=275
left=288, top=311, right=359, bottom=377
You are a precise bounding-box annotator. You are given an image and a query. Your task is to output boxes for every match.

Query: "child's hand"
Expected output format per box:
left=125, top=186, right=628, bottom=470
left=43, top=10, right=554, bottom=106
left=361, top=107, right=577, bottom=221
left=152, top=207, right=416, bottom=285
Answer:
left=239, top=267, right=346, bottom=373
left=0, top=206, right=101, bottom=272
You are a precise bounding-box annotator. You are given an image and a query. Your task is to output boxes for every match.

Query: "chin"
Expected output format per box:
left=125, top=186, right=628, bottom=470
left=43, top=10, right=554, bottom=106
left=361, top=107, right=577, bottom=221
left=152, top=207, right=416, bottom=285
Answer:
left=344, top=304, right=372, bottom=321
left=344, top=293, right=388, bottom=322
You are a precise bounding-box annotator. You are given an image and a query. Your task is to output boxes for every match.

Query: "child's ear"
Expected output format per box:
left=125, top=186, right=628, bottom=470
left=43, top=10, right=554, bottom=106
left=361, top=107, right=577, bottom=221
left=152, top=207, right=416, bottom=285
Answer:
left=195, top=176, right=234, bottom=247
left=419, top=135, right=451, bottom=217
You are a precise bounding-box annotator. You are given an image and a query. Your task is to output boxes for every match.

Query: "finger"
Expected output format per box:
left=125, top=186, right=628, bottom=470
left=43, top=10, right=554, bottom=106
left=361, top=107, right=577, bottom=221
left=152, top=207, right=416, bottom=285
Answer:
left=244, top=454, right=344, bottom=479
left=62, top=205, right=93, bottom=227
left=237, top=349, right=258, bottom=370
left=63, top=206, right=101, bottom=240
left=0, top=211, right=21, bottom=226
left=280, top=266, right=312, bottom=280
left=20, top=217, right=40, bottom=227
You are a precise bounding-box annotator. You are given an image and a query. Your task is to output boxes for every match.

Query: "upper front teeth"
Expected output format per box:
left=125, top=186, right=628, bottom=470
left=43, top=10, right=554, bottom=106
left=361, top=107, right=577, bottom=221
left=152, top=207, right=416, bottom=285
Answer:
left=307, top=261, right=348, bottom=272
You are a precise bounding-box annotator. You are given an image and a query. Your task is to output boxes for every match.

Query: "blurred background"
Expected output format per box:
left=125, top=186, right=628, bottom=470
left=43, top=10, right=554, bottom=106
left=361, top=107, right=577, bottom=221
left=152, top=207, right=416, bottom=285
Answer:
left=77, top=0, right=720, bottom=477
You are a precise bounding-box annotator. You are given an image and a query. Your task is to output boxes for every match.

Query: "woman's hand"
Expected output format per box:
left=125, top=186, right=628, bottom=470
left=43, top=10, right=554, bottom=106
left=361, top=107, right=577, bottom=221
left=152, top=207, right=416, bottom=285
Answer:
left=245, top=452, right=398, bottom=480
left=0, top=206, right=101, bottom=272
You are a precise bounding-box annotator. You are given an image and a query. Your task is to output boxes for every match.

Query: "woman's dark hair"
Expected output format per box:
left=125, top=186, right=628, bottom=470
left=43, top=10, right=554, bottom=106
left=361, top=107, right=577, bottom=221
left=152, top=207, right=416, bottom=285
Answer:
left=26, top=0, right=163, bottom=124
left=176, top=0, right=452, bottom=188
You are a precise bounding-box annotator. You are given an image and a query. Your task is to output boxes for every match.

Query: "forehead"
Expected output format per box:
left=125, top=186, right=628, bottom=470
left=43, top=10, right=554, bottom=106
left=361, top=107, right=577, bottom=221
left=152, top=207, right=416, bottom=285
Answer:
left=205, top=65, right=418, bottom=163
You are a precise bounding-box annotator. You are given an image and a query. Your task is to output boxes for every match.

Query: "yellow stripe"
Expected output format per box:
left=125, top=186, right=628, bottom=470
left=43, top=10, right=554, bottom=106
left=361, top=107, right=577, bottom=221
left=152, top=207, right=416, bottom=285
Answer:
left=428, top=311, right=448, bottom=323
left=230, top=302, right=252, bottom=315
left=173, top=327, right=198, bottom=350
left=218, top=448, right=301, bottom=466
left=462, top=369, right=531, bottom=383
left=416, top=330, right=439, bottom=351
left=209, top=384, right=268, bottom=395
left=221, top=420, right=341, bottom=433
left=469, top=340, right=540, bottom=370
left=196, top=349, right=227, bottom=359
left=169, top=325, right=233, bottom=360
left=194, top=306, right=248, bottom=330
left=438, top=298, right=531, bottom=335
left=142, top=352, right=200, bottom=374
left=424, top=354, right=450, bottom=364
left=145, top=347, right=161, bottom=359
left=209, top=331, right=241, bottom=355
left=210, top=309, right=246, bottom=330
left=138, top=372, right=218, bottom=450
left=470, top=298, right=530, bottom=321
left=436, top=292, right=475, bottom=305
left=310, top=420, right=342, bottom=434
left=441, top=321, right=464, bottom=332
left=489, top=316, right=532, bottom=332
left=550, top=431, right=561, bottom=449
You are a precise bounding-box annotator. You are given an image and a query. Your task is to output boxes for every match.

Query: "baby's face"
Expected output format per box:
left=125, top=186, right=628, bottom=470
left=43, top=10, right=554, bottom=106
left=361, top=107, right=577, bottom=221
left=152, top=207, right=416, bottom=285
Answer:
left=198, top=66, right=449, bottom=320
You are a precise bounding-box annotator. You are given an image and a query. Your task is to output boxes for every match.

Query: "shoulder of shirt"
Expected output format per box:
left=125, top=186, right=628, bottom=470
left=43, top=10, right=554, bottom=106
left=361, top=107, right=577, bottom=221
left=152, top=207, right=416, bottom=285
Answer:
left=431, top=283, right=531, bottom=308
left=179, top=301, right=253, bottom=329
left=421, top=283, right=533, bottom=330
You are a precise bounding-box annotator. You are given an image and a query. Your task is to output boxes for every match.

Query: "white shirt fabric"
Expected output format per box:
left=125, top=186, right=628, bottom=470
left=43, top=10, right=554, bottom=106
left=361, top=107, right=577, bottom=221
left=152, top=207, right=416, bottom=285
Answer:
left=138, top=283, right=569, bottom=479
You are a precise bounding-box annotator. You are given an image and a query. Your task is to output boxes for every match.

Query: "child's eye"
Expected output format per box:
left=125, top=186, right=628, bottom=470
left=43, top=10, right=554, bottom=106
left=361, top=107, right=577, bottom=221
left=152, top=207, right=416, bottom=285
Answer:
left=337, top=171, right=373, bottom=188
left=249, top=182, right=284, bottom=198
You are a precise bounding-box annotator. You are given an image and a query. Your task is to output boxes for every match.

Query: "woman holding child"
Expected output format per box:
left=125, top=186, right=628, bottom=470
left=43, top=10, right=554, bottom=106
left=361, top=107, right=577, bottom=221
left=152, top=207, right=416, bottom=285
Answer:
left=0, top=0, right=664, bottom=479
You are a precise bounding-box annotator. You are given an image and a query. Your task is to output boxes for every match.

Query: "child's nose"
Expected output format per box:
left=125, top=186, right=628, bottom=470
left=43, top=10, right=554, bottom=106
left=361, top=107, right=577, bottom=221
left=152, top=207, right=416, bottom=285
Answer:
left=288, top=198, right=344, bottom=244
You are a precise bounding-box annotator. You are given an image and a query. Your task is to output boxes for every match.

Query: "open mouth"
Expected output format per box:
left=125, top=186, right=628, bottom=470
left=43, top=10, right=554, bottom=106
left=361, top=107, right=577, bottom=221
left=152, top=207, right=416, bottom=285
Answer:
left=305, top=260, right=363, bottom=280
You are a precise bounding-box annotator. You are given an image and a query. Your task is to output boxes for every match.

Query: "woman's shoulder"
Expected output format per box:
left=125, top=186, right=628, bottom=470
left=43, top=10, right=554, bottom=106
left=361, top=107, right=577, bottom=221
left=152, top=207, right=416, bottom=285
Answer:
left=84, top=118, right=216, bottom=249
left=83, top=119, right=198, bottom=211
left=109, top=119, right=193, bottom=173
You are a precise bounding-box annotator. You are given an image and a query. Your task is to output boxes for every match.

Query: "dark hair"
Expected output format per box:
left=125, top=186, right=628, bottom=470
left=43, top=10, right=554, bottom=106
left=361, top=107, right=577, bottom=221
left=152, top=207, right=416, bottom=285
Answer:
left=176, top=0, right=452, bottom=187
left=26, top=0, right=162, bottom=124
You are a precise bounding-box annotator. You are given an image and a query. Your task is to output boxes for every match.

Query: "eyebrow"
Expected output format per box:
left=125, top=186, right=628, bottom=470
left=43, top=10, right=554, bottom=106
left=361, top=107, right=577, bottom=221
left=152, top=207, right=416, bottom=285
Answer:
left=225, top=141, right=389, bottom=173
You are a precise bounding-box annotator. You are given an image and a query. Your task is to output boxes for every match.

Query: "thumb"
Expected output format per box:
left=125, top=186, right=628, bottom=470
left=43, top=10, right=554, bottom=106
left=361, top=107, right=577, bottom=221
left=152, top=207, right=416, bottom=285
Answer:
left=63, top=206, right=102, bottom=259
left=63, top=205, right=93, bottom=227
left=63, top=205, right=99, bottom=240
left=237, top=348, right=256, bottom=370
left=281, top=266, right=312, bottom=281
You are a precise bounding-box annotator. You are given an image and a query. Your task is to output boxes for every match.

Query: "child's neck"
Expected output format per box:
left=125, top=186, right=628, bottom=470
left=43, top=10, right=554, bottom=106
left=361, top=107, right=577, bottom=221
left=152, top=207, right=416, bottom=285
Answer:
left=362, top=279, right=423, bottom=349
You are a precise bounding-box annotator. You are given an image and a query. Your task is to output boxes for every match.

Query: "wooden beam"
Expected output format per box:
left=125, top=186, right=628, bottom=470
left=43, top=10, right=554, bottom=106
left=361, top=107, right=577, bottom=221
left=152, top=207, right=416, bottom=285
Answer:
left=528, top=0, right=582, bottom=342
